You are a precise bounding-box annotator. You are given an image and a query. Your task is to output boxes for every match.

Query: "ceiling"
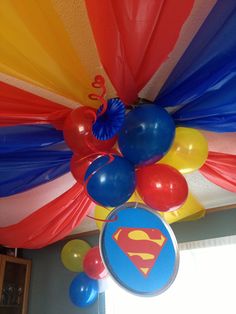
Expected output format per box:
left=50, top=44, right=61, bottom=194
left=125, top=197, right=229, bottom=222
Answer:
left=0, top=0, right=235, bottom=236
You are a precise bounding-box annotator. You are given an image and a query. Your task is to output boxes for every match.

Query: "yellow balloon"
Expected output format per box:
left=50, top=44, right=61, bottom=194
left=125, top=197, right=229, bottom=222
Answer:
left=94, top=191, right=144, bottom=231
left=61, top=239, right=91, bottom=272
left=94, top=206, right=112, bottom=231
left=128, top=191, right=144, bottom=204
left=159, top=192, right=205, bottom=224
left=159, top=127, right=208, bottom=174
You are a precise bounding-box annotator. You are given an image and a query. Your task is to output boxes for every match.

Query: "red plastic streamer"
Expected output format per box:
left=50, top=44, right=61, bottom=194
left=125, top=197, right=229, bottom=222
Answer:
left=85, top=0, right=194, bottom=104
left=0, top=183, right=94, bottom=249
left=86, top=214, right=118, bottom=223
left=0, top=81, right=71, bottom=129
left=200, top=152, right=236, bottom=193
left=202, top=131, right=236, bottom=155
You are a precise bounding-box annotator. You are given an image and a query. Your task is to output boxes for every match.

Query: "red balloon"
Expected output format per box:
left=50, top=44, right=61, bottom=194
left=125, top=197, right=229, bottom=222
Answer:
left=70, top=154, right=101, bottom=184
left=83, top=246, right=108, bottom=280
left=136, top=163, right=188, bottom=212
left=63, top=107, right=117, bottom=156
left=70, top=147, right=120, bottom=184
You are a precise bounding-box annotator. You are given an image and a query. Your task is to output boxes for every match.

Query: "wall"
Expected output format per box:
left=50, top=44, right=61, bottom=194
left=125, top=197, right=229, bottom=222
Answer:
left=23, top=208, right=236, bottom=314
left=172, top=208, right=236, bottom=242
left=23, top=234, right=105, bottom=314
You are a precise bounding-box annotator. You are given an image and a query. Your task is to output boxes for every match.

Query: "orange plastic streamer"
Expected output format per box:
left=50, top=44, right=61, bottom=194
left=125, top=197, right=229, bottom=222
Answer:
left=0, top=0, right=116, bottom=107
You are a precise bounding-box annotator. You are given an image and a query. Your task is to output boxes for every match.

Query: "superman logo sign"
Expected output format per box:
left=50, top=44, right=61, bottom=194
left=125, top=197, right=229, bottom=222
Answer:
left=113, top=227, right=167, bottom=276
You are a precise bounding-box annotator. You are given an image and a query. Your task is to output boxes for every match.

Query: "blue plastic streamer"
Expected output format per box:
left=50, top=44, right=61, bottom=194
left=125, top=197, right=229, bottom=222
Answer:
left=0, top=150, right=72, bottom=197
left=155, top=1, right=236, bottom=132
left=173, top=75, right=236, bottom=132
left=0, top=124, right=72, bottom=197
left=0, top=124, right=64, bottom=153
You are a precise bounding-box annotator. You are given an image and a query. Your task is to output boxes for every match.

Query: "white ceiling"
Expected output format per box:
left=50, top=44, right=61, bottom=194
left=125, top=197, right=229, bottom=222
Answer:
left=185, top=172, right=236, bottom=209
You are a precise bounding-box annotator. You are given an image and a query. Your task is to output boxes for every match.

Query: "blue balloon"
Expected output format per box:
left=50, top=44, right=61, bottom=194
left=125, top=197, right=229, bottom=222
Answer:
left=69, top=272, right=98, bottom=308
left=85, top=155, right=136, bottom=207
left=118, top=104, right=175, bottom=165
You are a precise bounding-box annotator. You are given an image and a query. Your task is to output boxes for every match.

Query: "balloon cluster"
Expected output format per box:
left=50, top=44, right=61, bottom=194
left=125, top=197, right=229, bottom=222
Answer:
left=65, top=98, right=208, bottom=212
left=62, top=81, right=209, bottom=302
left=61, top=239, right=108, bottom=308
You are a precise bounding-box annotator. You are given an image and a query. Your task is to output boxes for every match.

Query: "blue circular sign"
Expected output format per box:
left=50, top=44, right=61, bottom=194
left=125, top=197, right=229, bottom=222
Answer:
left=100, top=203, right=179, bottom=296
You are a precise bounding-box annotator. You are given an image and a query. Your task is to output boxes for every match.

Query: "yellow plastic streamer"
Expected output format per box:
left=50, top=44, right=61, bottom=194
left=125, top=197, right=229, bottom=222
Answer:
left=160, top=193, right=205, bottom=224
left=94, top=191, right=205, bottom=230
left=0, top=0, right=116, bottom=107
